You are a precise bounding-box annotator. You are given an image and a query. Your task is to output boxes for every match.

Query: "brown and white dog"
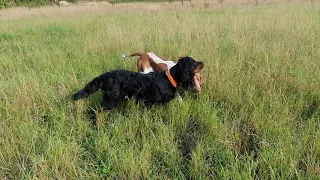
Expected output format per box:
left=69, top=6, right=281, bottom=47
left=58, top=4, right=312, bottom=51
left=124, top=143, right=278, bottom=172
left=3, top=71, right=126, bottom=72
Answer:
left=122, top=52, right=204, bottom=92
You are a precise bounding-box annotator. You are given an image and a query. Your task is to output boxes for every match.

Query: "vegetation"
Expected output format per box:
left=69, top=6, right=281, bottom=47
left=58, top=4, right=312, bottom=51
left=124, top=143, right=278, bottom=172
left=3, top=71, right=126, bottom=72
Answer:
left=1, top=2, right=319, bottom=179
left=0, top=0, right=52, bottom=8
left=0, top=0, right=173, bottom=9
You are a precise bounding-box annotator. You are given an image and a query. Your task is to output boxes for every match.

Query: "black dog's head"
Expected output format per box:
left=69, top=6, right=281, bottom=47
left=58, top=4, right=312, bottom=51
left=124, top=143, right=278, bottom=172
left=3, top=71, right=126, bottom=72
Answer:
left=171, top=56, right=204, bottom=89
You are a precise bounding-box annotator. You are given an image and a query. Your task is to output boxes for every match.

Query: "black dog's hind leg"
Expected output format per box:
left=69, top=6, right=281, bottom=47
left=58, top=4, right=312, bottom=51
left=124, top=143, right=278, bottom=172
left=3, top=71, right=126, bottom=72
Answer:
left=72, top=76, right=103, bottom=100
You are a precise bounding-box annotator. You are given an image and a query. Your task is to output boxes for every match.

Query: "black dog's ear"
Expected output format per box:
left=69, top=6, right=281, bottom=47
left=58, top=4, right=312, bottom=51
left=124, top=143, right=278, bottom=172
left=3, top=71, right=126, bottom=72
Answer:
left=194, top=62, right=204, bottom=73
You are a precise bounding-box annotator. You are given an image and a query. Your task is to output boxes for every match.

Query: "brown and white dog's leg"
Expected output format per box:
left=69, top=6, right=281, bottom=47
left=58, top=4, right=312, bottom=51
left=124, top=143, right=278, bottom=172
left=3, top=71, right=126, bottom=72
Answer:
left=175, top=92, right=183, bottom=102
left=149, top=59, right=168, bottom=72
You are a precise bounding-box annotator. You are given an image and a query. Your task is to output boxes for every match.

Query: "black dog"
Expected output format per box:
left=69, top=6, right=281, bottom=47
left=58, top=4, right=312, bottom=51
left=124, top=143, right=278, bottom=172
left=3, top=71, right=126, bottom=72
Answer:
left=72, top=56, right=204, bottom=111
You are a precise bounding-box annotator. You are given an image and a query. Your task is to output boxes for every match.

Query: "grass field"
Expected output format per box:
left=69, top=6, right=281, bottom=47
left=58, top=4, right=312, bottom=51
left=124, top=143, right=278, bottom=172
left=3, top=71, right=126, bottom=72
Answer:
left=1, top=1, right=320, bottom=179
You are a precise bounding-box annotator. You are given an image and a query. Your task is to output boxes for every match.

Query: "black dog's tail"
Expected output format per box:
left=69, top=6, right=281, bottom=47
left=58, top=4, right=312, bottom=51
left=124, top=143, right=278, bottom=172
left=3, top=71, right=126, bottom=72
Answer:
left=72, top=76, right=103, bottom=100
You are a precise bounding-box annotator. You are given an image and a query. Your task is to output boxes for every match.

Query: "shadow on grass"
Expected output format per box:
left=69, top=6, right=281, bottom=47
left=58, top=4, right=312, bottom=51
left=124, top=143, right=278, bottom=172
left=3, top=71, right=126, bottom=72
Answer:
left=175, top=117, right=207, bottom=178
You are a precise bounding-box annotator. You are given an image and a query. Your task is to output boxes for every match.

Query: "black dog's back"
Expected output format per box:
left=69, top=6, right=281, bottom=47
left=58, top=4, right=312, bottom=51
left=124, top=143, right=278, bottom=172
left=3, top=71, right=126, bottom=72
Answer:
left=72, top=70, right=137, bottom=100
left=72, top=70, right=176, bottom=110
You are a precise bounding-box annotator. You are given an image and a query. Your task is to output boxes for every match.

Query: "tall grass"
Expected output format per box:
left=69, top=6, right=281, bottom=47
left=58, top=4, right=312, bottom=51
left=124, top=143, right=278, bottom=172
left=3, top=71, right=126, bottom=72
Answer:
left=0, top=2, right=319, bottom=179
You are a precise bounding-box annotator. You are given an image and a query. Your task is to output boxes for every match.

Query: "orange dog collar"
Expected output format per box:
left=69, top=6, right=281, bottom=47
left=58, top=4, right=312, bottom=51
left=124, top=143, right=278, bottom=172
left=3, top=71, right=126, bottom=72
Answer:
left=166, top=70, right=178, bottom=88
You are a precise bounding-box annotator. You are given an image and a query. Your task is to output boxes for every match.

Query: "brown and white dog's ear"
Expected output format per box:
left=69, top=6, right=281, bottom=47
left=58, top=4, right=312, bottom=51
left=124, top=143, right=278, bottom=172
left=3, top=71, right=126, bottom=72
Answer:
left=194, top=62, right=204, bottom=73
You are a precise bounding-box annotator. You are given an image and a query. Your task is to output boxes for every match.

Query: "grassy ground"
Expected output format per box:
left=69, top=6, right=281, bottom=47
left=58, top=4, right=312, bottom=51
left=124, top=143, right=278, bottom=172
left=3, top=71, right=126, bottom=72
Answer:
left=1, top=1, right=320, bottom=179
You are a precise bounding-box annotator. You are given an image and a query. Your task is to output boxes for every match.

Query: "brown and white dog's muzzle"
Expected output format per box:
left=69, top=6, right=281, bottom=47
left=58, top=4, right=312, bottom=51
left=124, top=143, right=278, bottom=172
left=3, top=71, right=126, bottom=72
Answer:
left=194, top=73, right=203, bottom=92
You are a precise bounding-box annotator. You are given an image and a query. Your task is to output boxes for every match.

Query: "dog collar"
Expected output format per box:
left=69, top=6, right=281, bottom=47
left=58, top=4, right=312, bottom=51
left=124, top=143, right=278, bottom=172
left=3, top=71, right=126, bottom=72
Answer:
left=166, top=70, right=178, bottom=88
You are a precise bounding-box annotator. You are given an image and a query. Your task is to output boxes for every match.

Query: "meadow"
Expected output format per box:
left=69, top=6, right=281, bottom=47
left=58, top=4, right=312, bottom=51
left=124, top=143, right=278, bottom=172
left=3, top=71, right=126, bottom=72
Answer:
left=0, top=1, right=320, bottom=179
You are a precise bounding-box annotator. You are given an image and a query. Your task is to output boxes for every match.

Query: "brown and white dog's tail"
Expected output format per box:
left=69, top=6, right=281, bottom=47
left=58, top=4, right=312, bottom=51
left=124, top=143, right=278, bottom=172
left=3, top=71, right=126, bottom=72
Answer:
left=121, top=52, right=145, bottom=58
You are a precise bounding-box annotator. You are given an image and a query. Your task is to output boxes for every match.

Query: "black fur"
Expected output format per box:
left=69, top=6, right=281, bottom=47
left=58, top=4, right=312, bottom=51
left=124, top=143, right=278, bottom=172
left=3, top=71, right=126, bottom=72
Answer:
left=72, top=56, right=204, bottom=111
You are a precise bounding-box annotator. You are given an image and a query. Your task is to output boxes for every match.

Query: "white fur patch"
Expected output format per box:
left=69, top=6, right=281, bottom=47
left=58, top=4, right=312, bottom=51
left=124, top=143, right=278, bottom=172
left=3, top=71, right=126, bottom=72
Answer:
left=147, top=52, right=176, bottom=70
left=142, top=67, right=154, bottom=74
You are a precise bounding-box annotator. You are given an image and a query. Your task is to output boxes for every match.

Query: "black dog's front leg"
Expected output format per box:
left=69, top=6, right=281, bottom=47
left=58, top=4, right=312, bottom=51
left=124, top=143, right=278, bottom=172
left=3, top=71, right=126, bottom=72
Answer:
left=100, top=93, right=124, bottom=111
left=144, top=100, right=158, bottom=107
left=143, top=86, right=163, bottom=107
left=144, top=97, right=172, bottom=107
